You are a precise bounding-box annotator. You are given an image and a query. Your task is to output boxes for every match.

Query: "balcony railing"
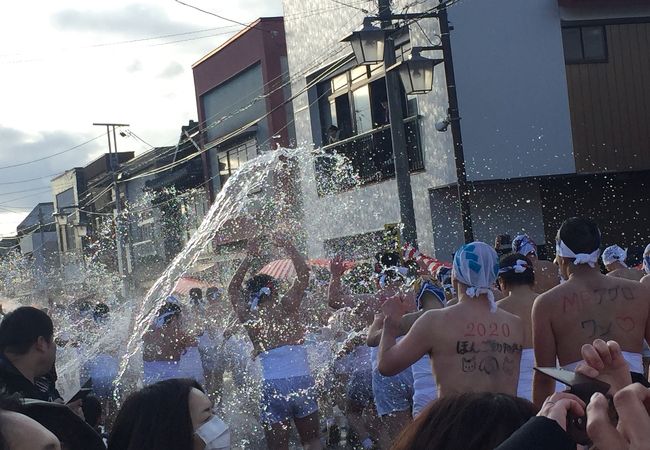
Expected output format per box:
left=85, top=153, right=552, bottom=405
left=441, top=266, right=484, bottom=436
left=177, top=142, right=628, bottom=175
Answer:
left=315, top=115, right=424, bottom=196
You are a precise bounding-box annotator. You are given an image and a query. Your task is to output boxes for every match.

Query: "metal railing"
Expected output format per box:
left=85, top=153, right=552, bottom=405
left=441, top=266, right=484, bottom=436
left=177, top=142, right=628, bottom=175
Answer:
left=315, top=115, right=424, bottom=196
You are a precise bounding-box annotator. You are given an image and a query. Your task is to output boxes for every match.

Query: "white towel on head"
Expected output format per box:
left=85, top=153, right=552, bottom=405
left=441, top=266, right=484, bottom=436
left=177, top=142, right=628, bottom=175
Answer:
left=453, top=242, right=499, bottom=312
left=602, top=245, right=627, bottom=267
left=556, top=240, right=600, bottom=268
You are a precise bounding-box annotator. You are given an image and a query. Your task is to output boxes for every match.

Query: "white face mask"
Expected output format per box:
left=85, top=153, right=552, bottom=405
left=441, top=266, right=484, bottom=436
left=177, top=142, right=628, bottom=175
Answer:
left=195, top=415, right=230, bottom=450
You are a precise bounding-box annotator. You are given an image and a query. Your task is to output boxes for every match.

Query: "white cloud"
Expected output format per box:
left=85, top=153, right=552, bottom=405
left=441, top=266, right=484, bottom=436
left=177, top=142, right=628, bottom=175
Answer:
left=0, top=0, right=283, bottom=234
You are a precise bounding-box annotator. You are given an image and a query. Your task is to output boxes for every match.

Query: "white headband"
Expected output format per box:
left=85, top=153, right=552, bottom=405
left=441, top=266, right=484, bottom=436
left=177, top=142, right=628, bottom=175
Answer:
left=498, top=259, right=529, bottom=274
left=556, top=240, right=600, bottom=268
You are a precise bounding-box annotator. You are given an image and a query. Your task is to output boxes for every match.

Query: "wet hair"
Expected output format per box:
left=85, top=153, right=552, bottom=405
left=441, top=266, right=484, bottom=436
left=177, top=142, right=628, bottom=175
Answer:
left=155, top=302, right=181, bottom=327
left=0, top=307, right=54, bottom=355
left=205, top=287, right=220, bottom=302
left=557, top=217, right=601, bottom=255
left=82, top=395, right=102, bottom=428
left=108, top=379, right=203, bottom=450
left=93, top=303, right=110, bottom=322
left=189, top=288, right=202, bottom=302
left=392, top=392, right=536, bottom=450
left=498, top=253, right=535, bottom=287
left=245, top=274, right=276, bottom=297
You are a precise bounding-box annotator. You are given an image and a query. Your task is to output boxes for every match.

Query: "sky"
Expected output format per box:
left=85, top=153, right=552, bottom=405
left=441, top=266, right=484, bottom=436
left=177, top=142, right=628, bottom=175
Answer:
left=0, top=0, right=283, bottom=236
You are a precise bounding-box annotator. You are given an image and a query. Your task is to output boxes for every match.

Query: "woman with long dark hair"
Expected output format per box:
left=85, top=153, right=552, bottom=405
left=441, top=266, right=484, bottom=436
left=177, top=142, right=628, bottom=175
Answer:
left=108, top=379, right=229, bottom=450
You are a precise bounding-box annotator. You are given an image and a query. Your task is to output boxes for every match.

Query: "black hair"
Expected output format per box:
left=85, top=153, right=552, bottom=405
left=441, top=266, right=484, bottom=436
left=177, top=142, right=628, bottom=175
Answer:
left=205, top=287, right=220, bottom=301
left=189, top=288, right=202, bottom=301
left=245, top=274, right=275, bottom=297
left=108, top=379, right=203, bottom=450
left=498, top=253, right=535, bottom=287
left=93, top=303, right=109, bottom=320
left=0, top=307, right=54, bottom=355
left=156, top=302, right=181, bottom=327
left=392, top=392, right=536, bottom=450
left=82, top=395, right=102, bottom=428
left=557, top=217, right=601, bottom=255
left=375, top=251, right=401, bottom=269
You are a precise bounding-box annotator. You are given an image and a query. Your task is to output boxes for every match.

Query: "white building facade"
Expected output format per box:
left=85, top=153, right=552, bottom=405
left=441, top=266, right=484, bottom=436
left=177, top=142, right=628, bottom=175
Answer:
left=283, top=0, right=650, bottom=260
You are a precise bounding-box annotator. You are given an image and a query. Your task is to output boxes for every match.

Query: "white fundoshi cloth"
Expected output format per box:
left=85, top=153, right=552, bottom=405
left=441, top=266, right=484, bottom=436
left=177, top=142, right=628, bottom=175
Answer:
left=453, top=242, right=499, bottom=313
left=556, top=240, right=600, bottom=268
left=602, top=245, right=627, bottom=267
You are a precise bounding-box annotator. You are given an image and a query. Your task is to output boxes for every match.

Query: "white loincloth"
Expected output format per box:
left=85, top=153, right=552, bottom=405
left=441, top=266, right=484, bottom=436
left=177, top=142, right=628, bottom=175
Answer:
left=517, top=348, right=534, bottom=401
left=257, top=345, right=311, bottom=380
left=561, top=351, right=643, bottom=374
left=411, top=355, right=436, bottom=417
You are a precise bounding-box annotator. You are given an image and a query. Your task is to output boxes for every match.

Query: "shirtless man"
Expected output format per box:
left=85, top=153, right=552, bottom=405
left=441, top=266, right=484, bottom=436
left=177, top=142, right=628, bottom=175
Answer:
left=328, top=254, right=413, bottom=449
left=227, top=235, right=320, bottom=450
left=496, top=253, right=537, bottom=401
left=511, top=234, right=559, bottom=294
left=142, top=296, right=201, bottom=385
left=602, top=244, right=644, bottom=282
left=378, top=242, right=524, bottom=398
left=367, top=279, right=447, bottom=417
left=532, top=218, right=650, bottom=407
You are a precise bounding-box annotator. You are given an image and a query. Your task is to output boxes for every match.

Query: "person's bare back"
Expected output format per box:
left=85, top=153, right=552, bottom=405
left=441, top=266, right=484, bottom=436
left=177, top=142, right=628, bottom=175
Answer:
left=379, top=242, right=524, bottom=398
left=534, top=273, right=650, bottom=366
left=607, top=267, right=644, bottom=282
left=532, top=218, right=650, bottom=406
left=532, top=260, right=560, bottom=294
left=426, top=301, right=524, bottom=397
left=497, top=290, right=536, bottom=349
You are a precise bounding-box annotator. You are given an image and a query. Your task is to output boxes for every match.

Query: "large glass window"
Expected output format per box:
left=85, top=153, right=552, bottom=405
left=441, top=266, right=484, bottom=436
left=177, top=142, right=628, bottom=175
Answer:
left=352, top=85, right=373, bottom=134
left=562, top=25, right=608, bottom=64
left=218, top=139, right=258, bottom=186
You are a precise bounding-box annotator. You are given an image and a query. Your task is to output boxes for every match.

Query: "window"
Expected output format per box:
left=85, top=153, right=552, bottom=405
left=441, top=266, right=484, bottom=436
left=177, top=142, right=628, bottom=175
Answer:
left=218, top=139, right=258, bottom=186
left=562, top=26, right=607, bottom=64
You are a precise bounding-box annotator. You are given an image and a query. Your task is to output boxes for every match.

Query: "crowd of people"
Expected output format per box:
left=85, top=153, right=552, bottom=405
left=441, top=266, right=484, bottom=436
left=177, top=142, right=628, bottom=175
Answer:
left=1, top=217, right=650, bottom=449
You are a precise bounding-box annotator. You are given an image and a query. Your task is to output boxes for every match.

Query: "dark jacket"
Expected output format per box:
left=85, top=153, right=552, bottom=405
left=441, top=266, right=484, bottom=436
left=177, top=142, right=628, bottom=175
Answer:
left=495, top=417, right=575, bottom=450
left=0, top=354, right=60, bottom=401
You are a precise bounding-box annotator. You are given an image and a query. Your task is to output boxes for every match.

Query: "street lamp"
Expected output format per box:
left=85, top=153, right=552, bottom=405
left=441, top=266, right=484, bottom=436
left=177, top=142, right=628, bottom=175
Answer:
left=395, top=48, right=443, bottom=95
left=342, top=18, right=386, bottom=65
left=341, top=0, right=475, bottom=244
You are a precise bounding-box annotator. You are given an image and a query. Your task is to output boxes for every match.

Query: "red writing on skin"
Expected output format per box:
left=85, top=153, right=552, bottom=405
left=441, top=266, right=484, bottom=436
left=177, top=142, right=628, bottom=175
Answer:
left=464, top=322, right=511, bottom=338
left=562, top=291, right=592, bottom=313
left=616, top=316, right=635, bottom=332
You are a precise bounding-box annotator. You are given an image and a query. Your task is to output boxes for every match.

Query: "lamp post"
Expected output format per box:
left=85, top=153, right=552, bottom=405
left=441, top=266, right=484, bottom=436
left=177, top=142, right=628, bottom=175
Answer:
left=342, top=0, right=474, bottom=244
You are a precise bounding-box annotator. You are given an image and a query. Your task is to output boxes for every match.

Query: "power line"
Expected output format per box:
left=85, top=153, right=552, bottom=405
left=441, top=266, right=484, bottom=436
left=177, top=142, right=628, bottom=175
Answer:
left=0, top=134, right=105, bottom=170
left=326, top=0, right=370, bottom=13
left=174, top=0, right=277, bottom=34
left=0, top=26, right=241, bottom=59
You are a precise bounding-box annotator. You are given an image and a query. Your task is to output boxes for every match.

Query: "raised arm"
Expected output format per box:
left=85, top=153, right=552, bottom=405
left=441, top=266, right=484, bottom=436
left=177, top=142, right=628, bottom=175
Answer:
left=276, top=234, right=310, bottom=313
left=532, top=294, right=559, bottom=407
left=227, top=239, right=258, bottom=322
left=378, top=296, right=433, bottom=376
left=328, top=255, right=354, bottom=309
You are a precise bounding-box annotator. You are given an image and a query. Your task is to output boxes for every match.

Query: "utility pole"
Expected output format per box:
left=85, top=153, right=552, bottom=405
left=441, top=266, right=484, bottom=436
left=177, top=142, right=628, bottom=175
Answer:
left=379, top=0, right=418, bottom=246
left=438, top=4, right=474, bottom=243
left=93, top=122, right=129, bottom=297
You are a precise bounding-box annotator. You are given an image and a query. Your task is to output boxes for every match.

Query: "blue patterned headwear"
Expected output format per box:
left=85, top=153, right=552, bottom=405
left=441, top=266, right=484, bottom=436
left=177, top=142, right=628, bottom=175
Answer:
left=415, top=280, right=446, bottom=310
left=512, top=234, right=537, bottom=258
left=643, top=244, right=650, bottom=275
left=453, top=242, right=499, bottom=312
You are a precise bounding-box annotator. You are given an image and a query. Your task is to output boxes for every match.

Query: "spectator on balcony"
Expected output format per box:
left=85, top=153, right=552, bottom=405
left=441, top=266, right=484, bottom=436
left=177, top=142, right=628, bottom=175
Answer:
left=379, top=100, right=389, bottom=125
left=326, top=125, right=340, bottom=145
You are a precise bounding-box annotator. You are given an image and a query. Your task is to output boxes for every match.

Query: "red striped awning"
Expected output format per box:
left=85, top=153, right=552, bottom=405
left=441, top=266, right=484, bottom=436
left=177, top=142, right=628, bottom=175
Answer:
left=172, top=277, right=210, bottom=296
left=258, top=259, right=356, bottom=280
